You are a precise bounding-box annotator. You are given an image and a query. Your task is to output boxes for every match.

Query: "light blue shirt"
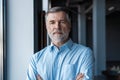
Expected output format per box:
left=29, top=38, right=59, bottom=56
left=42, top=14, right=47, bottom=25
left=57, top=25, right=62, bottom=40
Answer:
left=26, top=39, right=94, bottom=80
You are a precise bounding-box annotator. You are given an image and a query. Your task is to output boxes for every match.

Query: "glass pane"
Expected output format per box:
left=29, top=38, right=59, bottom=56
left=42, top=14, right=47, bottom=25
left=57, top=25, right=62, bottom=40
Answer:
left=0, top=0, right=3, bottom=79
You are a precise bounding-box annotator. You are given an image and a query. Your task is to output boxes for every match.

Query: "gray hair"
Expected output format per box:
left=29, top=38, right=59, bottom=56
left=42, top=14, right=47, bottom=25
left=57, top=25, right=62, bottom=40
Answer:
left=45, top=7, right=71, bottom=23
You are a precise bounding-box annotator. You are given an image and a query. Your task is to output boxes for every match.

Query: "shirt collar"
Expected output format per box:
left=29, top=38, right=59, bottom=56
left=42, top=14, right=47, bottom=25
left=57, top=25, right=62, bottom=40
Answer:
left=50, top=39, right=73, bottom=51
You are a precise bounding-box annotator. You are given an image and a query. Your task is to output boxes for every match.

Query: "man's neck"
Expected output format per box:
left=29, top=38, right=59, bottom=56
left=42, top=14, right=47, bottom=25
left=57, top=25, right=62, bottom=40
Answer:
left=52, top=38, right=69, bottom=48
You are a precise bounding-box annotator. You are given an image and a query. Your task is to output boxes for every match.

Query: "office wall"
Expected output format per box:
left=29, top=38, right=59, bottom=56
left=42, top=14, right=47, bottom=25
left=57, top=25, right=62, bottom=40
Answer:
left=106, top=11, right=120, bottom=61
left=7, top=0, right=33, bottom=80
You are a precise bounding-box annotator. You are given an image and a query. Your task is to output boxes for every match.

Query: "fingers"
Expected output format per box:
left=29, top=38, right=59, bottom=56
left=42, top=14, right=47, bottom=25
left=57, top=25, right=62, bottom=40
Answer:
left=76, top=73, right=84, bottom=80
left=36, top=74, right=43, bottom=80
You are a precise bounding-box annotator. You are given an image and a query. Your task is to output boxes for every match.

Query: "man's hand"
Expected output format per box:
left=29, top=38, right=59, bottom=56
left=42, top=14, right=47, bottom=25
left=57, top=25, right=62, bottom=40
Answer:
left=76, top=73, right=84, bottom=80
left=36, top=74, right=43, bottom=80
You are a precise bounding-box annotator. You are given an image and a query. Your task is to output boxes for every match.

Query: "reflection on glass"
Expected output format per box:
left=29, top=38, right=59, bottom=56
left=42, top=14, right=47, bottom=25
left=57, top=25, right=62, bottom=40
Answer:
left=0, top=0, right=3, bottom=79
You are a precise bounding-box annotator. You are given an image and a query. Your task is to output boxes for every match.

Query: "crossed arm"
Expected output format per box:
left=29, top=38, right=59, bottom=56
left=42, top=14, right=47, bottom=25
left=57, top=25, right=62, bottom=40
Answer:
left=36, top=73, right=84, bottom=80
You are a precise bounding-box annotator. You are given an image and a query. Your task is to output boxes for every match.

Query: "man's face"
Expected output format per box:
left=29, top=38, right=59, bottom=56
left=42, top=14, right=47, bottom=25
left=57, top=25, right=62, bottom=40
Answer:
left=46, top=11, right=71, bottom=43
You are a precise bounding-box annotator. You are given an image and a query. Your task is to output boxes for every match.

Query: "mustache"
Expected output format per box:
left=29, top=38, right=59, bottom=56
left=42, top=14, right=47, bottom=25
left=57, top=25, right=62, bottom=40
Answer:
left=52, top=30, right=63, bottom=34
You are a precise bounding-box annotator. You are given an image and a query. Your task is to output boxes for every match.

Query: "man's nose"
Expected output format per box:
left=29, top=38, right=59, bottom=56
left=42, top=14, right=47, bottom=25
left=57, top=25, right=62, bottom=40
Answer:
left=55, top=22, right=61, bottom=29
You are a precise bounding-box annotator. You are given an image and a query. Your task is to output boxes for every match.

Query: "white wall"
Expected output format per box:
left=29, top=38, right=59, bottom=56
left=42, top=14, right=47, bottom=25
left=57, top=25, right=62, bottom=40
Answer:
left=7, top=0, right=33, bottom=80
left=42, top=0, right=49, bottom=12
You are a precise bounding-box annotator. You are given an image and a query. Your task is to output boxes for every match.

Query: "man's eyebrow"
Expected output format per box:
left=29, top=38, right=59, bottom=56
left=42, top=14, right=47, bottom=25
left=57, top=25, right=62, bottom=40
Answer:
left=49, top=20, right=54, bottom=22
left=48, top=20, right=55, bottom=23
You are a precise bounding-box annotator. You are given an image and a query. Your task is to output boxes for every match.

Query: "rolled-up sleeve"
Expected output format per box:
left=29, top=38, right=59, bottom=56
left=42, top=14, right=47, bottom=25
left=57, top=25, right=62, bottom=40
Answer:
left=80, top=48, right=95, bottom=80
left=26, top=55, right=37, bottom=80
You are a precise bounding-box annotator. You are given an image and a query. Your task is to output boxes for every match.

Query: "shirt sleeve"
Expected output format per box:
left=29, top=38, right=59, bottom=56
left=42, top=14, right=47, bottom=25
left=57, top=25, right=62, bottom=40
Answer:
left=26, top=55, right=38, bottom=80
left=80, top=48, right=95, bottom=80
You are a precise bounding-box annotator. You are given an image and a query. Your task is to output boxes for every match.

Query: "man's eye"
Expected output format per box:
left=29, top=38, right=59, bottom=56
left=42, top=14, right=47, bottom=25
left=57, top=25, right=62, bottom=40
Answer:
left=60, top=21, right=65, bottom=23
left=49, top=21, right=55, bottom=24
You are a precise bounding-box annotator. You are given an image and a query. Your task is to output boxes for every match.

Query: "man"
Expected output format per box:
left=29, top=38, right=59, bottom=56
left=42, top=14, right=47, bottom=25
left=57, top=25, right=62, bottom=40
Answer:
left=26, top=7, right=94, bottom=80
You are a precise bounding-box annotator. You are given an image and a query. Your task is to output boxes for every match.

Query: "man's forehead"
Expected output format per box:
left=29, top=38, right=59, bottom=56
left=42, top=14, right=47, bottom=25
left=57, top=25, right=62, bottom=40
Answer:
left=47, top=11, right=66, bottom=16
left=47, top=12, right=67, bottom=19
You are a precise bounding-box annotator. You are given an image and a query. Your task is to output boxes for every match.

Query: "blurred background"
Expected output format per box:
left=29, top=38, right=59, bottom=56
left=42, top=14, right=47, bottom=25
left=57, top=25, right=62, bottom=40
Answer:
left=0, top=0, right=120, bottom=80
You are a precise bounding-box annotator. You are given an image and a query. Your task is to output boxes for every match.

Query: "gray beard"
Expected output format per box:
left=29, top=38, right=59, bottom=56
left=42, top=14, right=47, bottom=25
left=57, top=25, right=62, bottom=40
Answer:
left=48, top=33, right=69, bottom=43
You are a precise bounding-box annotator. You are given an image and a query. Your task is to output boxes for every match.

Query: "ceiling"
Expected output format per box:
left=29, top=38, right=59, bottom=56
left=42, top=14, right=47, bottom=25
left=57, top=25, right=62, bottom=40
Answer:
left=106, top=0, right=120, bottom=15
left=51, top=0, right=120, bottom=16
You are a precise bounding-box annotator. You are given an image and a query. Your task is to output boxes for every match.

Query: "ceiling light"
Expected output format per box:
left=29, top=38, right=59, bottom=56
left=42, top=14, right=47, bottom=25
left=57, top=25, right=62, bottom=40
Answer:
left=108, top=6, right=115, bottom=11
